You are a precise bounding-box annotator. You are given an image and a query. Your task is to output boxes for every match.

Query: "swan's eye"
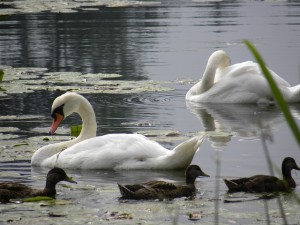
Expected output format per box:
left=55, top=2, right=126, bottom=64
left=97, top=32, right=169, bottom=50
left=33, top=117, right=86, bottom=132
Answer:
left=51, top=104, right=64, bottom=121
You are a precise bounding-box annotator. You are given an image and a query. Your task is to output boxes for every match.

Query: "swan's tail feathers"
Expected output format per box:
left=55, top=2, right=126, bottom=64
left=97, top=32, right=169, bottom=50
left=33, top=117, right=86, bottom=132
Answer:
left=169, top=133, right=206, bottom=169
left=173, top=133, right=206, bottom=153
left=118, top=183, right=136, bottom=199
left=288, top=85, right=300, bottom=102
left=194, top=133, right=206, bottom=151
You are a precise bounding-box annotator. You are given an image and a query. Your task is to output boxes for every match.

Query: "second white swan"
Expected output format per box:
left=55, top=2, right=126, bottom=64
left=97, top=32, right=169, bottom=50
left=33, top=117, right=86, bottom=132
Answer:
left=186, top=50, right=300, bottom=104
left=31, top=92, right=204, bottom=170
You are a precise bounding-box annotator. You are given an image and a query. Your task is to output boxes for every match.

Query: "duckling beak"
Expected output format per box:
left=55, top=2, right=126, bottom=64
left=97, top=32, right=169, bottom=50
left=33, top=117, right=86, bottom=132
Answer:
left=65, top=176, right=77, bottom=184
left=199, top=171, right=210, bottom=177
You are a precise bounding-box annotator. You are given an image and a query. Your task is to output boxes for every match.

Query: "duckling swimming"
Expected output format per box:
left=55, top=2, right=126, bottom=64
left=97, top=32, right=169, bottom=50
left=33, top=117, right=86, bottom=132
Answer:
left=0, top=167, right=77, bottom=202
left=118, top=165, right=209, bottom=200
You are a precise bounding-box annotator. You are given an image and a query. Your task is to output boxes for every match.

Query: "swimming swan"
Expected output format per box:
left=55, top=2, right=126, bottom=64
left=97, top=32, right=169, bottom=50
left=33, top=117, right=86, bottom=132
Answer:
left=31, top=92, right=205, bottom=170
left=186, top=50, right=300, bottom=104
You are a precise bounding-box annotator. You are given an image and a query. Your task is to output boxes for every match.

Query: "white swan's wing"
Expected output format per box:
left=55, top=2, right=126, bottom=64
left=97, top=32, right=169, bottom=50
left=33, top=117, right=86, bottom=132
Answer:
left=190, top=61, right=291, bottom=103
left=35, top=93, right=203, bottom=170
left=217, top=61, right=291, bottom=87
left=214, top=61, right=254, bottom=81
left=192, top=76, right=270, bottom=103
left=43, top=134, right=171, bottom=169
left=267, top=68, right=291, bottom=87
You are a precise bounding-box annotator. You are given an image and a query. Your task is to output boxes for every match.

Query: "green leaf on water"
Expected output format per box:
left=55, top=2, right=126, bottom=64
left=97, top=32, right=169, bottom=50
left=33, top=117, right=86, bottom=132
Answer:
left=0, top=86, right=6, bottom=91
left=23, top=196, right=54, bottom=202
left=13, top=142, right=29, bottom=147
left=70, top=125, right=82, bottom=137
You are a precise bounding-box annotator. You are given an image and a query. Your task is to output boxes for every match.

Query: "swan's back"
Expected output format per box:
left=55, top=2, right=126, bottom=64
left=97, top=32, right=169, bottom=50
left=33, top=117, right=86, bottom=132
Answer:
left=188, top=59, right=293, bottom=103
left=217, top=61, right=290, bottom=87
left=40, top=134, right=172, bottom=169
left=33, top=92, right=205, bottom=170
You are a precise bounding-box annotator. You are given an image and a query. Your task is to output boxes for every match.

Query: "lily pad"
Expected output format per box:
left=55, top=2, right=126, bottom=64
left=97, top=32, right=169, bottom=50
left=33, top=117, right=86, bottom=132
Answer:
left=70, top=125, right=82, bottom=137
left=102, top=211, right=133, bottom=220
left=137, top=129, right=180, bottom=138
left=121, top=121, right=154, bottom=127
left=188, top=212, right=203, bottom=221
left=22, top=196, right=54, bottom=202
left=0, top=0, right=161, bottom=15
left=0, top=133, right=20, bottom=140
left=13, top=141, right=29, bottom=147
left=83, top=73, right=123, bottom=80
left=0, top=67, right=173, bottom=95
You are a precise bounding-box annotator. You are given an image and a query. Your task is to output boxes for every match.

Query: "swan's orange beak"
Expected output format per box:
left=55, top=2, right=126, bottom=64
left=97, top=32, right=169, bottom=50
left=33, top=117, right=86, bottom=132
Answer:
left=49, top=113, right=64, bottom=134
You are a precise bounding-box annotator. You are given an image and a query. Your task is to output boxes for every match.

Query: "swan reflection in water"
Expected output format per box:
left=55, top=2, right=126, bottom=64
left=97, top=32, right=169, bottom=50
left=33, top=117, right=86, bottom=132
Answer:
left=31, top=166, right=187, bottom=188
left=186, top=101, right=300, bottom=148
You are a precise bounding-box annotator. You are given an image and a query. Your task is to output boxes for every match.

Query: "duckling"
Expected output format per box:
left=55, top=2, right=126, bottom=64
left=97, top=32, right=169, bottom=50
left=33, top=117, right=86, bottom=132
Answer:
left=0, top=167, right=77, bottom=202
left=224, top=157, right=300, bottom=193
left=118, top=165, right=209, bottom=200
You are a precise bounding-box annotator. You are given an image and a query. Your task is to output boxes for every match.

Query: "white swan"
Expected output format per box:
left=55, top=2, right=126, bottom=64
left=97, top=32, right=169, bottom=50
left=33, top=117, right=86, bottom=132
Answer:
left=186, top=50, right=300, bottom=104
left=31, top=92, right=205, bottom=170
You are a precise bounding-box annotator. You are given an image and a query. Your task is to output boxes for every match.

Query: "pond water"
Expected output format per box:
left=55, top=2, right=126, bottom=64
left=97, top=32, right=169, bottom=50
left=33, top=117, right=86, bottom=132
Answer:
left=0, top=0, right=300, bottom=224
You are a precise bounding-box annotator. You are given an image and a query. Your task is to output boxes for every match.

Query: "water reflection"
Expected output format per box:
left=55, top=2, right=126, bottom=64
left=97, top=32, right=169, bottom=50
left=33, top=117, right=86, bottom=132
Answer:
left=0, top=1, right=300, bottom=223
left=0, top=8, right=169, bottom=78
left=0, top=1, right=299, bottom=82
left=186, top=102, right=300, bottom=147
left=31, top=166, right=186, bottom=185
left=0, top=160, right=31, bottom=183
left=0, top=91, right=159, bottom=134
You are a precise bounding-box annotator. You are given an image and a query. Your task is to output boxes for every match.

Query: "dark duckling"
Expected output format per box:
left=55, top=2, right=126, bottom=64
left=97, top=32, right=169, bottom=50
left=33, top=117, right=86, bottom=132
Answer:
left=224, top=157, right=300, bottom=193
left=0, top=167, right=77, bottom=202
left=118, top=165, right=209, bottom=200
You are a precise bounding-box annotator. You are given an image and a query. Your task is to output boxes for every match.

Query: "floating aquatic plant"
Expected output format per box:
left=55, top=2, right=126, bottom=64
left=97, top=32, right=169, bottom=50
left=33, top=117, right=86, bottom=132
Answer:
left=0, top=0, right=160, bottom=15
left=0, top=66, right=173, bottom=96
left=22, top=196, right=54, bottom=202
left=70, top=125, right=82, bottom=137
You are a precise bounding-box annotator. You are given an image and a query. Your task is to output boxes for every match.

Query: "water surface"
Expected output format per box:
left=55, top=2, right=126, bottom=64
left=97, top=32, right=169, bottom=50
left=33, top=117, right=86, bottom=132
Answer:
left=0, top=0, right=300, bottom=224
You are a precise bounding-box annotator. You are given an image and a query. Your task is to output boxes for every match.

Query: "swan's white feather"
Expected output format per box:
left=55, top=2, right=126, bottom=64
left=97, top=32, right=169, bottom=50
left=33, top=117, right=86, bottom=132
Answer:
left=31, top=92, right=205, bottom=170
left=186, top=50, right=299, bottom=104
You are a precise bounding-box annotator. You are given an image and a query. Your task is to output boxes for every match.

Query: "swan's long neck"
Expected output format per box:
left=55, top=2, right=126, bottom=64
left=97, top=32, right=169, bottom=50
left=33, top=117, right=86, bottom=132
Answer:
left=31, top=94, right=97, bottom=166
left=199, top=62, right=219, bottom=94
left=31, top=139, right=76, bottom=166
left=186, top=50, right=230, bottom=98
left=186, top=65, right=216, bottom=99
left=76, top=97, right=97, bottom=141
